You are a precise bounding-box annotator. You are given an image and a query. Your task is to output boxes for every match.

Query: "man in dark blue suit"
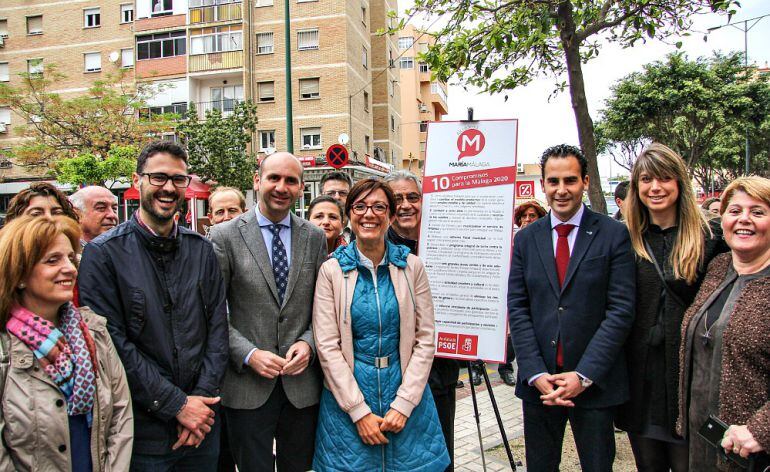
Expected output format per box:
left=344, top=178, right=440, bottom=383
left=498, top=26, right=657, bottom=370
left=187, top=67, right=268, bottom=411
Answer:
left=508, top=144, right=635, bottom=472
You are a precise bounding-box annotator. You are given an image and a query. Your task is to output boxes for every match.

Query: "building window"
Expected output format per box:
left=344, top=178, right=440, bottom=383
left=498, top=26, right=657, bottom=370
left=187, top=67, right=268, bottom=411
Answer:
left=141, top=102, right=188, bottom=118
left=387, top=80, right=393, bottom=97
left=361, top=5, right=366, bottom=25
left=419, top=141, right=426, bottom=153
left=419, top=121, right=428, bottom=133
left=390, top=115, right=395, bottom=131
left=256, top=32, right=274, bottom=54
left=297, top=0, right=316, bottom=4
left=419, top=62, right=429, bottom=73
left=0, top=107, right=10, bottom=126
left=84, top=52, right=101, bottom=72
left=210, top=85, right=243, bottom=113
left=137, top=31, right=186, bottom=60
left=152, top=0, right=174, bottom=16
left=258, top=81, right=275, bottom=102
left=121, top=48, right=134, bottom=68
left=259, top=130, right=276, bottom=152
left=121, top=4, right=134, bottom=23
left=362, top=47, right=367, bottom=69
left=27, top=16, right=43, bottom=35
left=27, top=58, right=43, bottom=77
left=0, top=63, right=8, bottom=82
left=297, top=29, right=319, bottom=51
left=398, top=36, right=413, bottom=50
left=299, top=78, right=319, bottom=99
left=190, top=28, right=243, bottom=55
left=84, top=8, right=101, bottom=28
left=0, top=20, right=7, bottom=38
left=301, top=127, right=321, bottom=149
left=255, top=0, right=274, bottom=6
left=399, top=57, right=413, bottom=69
left=364, top=135, right=370, bottom=153
left=363, top=91, right=369, bottom=112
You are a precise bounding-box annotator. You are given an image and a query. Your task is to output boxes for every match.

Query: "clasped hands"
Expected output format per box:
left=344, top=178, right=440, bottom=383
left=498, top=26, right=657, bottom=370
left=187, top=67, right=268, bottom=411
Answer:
left=720, top=425, right=765, bottom=458
left=355, top=410, right=408, bottom=445
left=248, top=341, right=312, bottom=378
left=534, top=371, right=586, bottom=407
left=174, top=395, right=220, bottom=450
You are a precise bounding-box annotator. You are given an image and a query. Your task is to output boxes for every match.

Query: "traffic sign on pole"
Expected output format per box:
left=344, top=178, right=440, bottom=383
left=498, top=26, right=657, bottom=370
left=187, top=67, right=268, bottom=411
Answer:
left=326, top=144, right=349, bottom=169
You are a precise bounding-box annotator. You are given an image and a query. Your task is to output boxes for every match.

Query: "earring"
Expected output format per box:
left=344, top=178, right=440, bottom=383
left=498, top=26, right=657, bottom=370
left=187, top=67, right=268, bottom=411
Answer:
left=17, top=283, right=25, bottom=290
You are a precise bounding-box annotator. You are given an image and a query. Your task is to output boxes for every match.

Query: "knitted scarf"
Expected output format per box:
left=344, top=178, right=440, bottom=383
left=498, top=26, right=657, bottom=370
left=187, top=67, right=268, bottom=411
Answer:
left=7, top=303, right=98, bottom=419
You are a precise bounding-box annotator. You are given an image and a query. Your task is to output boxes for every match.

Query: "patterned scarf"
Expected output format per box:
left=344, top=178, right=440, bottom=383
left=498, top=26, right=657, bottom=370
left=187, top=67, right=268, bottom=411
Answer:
left=7, top=303, right=98, bottom=419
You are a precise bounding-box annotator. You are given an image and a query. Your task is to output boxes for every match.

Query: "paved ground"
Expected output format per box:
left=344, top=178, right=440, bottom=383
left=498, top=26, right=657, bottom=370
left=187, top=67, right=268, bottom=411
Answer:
left=453, top=364, right=524, bottom=471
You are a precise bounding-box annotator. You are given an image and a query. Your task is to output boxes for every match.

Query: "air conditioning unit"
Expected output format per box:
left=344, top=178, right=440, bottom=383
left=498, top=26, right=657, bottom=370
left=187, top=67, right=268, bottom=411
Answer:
left=517, top=162, right=524, bottom=173
left=0, top=36, right=4, bottom=48
left=418, top=105, right=428, bottom=113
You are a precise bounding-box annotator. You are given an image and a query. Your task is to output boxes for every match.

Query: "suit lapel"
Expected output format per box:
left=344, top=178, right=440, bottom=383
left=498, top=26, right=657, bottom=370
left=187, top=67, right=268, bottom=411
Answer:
left=561, top=208, right=600, bottom=292
left=534, top=218, right=560, bottom=297
left=238, top=211, right=281, bottom=304
left=282, top=213, right=308, bottom=306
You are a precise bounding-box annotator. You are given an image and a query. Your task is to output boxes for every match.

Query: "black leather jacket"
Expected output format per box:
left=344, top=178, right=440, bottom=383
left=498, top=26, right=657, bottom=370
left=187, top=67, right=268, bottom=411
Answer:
left=78, top=215, right=228, bottom=454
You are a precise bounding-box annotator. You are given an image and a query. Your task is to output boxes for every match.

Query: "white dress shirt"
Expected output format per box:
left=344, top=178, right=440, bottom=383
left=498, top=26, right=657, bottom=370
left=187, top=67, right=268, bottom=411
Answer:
left=549, top=204, right=585, bottom=256
left=255, top=206, right=292, bottom=263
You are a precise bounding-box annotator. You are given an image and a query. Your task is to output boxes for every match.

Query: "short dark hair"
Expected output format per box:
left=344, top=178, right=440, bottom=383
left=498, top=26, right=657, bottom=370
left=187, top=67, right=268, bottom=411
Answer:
left=540, top=144, right=588, bottom=179
left=614, top=181, right=629, bottom=201
left=308, top=195, right=344, bottom=219
left=345, top=178, right=397, bottom=218
left=5, top=182, right=79, bottom=224
left=320, top=171, right=352, bottom=191
left=136, top=141, right=188, bottom=173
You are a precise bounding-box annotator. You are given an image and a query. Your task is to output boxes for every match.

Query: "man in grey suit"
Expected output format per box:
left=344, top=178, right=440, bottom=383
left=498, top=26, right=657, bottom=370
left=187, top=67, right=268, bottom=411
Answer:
left=210, top=152, right=327, bottom=472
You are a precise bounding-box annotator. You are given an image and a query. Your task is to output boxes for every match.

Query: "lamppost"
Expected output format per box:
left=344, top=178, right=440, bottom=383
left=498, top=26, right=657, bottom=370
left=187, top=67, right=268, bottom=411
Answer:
left=707, top=12, right=770, bottom=175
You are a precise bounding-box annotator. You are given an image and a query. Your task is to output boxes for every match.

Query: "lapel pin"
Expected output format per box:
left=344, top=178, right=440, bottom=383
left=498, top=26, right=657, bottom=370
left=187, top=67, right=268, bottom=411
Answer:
left=586, top=231, right=593, bottom=235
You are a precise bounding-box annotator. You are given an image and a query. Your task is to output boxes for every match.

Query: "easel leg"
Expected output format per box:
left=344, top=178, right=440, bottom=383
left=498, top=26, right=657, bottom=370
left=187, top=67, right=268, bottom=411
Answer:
left=467, top=361, right=487, bottom=471
left=479, top=363, right=518, bottom=470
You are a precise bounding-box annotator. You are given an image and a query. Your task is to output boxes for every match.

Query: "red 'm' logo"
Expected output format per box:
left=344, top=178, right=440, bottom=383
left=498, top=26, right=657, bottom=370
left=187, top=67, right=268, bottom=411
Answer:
left=457, top=129, right=485, bottom=160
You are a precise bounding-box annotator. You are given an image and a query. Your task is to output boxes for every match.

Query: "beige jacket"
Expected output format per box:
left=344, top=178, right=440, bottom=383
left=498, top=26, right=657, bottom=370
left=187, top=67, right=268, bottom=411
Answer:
left=0, top=306, right=133, bottom=471
left=313, top=253, right=436, bottom=423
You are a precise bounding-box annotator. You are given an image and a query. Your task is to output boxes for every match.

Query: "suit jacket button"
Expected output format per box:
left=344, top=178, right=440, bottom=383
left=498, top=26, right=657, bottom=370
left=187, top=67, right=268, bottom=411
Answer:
left=56, top=399, right=64, bottom=407
left=278, top=316, right=285, bottom=323
left=58, top=444, right=67, bottom=453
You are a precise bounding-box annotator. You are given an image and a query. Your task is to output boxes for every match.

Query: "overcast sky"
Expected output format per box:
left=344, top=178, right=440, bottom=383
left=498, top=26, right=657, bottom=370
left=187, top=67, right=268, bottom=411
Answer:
left=400, top=0, right=770, bottom=178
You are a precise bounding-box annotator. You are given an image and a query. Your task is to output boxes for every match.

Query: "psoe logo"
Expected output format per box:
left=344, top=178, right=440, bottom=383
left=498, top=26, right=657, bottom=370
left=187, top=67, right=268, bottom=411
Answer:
left=457, top=129, right=486, bottom=160
left=437, top=332, right=459, bottom=354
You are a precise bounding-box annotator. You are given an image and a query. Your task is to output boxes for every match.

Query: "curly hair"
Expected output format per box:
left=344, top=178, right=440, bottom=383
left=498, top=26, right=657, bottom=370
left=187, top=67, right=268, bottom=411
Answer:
left=514, top=200, right=547, bottom=227
left=5, top=182, right=79, bottom=224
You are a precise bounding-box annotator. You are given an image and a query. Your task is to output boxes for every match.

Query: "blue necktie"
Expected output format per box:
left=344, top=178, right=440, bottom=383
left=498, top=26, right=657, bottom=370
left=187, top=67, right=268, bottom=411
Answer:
left=269, top=224, right=289, bottom=304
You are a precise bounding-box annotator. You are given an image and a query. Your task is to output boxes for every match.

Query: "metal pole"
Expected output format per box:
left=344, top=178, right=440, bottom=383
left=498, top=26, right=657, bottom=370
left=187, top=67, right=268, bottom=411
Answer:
left=744, top=20, right=750, bottom=175
left=284, top=0, right=294, bottom=153
left=467, top=362, right=487, bottom=471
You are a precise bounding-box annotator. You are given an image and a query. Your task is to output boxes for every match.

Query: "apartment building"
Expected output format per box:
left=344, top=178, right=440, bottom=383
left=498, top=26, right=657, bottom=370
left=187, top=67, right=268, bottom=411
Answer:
left=397, top=24, right=447, bottom=177
left=0, top=0, right=136, bottom=206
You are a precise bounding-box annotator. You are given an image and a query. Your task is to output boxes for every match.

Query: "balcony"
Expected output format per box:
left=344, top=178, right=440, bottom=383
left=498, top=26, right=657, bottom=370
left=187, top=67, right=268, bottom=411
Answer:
left=189, top=50, right=243, bottom=72
left=430, top=82, right=448, bottom=115
left=194, top=99, right=243, bottom=118
left=189, top=2, right=242, bottom=24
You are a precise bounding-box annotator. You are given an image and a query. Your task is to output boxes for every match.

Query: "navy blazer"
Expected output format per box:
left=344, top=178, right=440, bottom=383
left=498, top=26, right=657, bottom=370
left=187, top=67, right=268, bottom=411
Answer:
left=508, top=206, right=636, bottom=408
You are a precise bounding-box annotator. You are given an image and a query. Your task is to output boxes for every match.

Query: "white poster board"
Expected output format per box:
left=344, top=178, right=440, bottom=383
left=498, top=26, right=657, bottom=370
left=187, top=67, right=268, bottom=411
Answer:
left=418, top=120, right=518, bottom=363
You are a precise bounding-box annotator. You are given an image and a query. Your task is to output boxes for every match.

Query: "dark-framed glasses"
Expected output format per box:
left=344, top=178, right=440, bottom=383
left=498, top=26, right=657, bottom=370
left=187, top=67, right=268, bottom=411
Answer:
left=351, top=202, right=389, bottom=215
left=324, top=190, right=349, bottom=198
left=394, top=192, right=421, bottom=204
left=140, top=173, right=193, bottom=188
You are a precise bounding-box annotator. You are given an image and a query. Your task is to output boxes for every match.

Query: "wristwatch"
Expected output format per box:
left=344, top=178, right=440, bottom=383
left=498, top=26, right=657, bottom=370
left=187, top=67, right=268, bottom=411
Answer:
left=579, top=376, right=593, bottom=388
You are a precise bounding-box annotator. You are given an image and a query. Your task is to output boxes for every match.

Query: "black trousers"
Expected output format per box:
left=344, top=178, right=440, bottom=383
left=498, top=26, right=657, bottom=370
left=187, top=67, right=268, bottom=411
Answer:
left=628, top=433, right=689, bottom=472
left=498, top=336, right=516, bottom=374
left=431, top=384, right=456, bottom=472
left=522, top=400, right=615, bottom=472
left=224, top=380, right=319, bottom=472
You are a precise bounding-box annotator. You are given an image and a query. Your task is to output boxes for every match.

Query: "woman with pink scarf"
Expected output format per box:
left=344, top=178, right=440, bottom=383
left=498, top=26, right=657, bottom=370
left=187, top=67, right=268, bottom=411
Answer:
left=0, top=216, right=133, bottom=471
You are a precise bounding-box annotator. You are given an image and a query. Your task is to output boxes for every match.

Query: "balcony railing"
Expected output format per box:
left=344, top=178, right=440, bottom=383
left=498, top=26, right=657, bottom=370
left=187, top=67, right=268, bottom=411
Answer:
left=189, top=2, right=242, bottom=24
left=195, top=99, right=244, bottom=117
left=189, top=50, right=243, bottom=72
left=430, top=82, right=448, bottom=104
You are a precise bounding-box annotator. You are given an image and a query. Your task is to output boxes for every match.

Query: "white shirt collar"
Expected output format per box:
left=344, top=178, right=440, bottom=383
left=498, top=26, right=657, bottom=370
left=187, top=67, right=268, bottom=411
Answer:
left=550, top=203, right=585, bottom=229
left=255, top=206, right=292, bottom=228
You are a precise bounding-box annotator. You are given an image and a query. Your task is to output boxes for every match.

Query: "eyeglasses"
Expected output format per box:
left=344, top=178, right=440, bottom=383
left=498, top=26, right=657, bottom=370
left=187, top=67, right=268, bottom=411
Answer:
left=140, top=173, right=193, bottom=188
left=351, top=202, right=389, bottom=215
left=394, top=192, right=421, bottom=204
left=324, top=190, right=349, bottom=198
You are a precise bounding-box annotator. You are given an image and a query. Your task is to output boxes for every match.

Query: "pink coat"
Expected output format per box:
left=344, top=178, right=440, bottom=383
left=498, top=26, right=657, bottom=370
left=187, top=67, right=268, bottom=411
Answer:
left=313, top=253, right=436, bottom=423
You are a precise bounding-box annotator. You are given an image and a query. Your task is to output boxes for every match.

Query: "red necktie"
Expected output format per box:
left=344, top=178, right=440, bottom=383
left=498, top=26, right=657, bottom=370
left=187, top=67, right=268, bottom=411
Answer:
left=554, top=223, right=575, bottom=368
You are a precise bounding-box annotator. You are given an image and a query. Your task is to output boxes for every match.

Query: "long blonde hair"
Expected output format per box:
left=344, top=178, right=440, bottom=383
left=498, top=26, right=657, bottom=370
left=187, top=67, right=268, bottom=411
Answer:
left=0, top=215, right=82, bottom=327
left=625, top=143, right=709, bottom=283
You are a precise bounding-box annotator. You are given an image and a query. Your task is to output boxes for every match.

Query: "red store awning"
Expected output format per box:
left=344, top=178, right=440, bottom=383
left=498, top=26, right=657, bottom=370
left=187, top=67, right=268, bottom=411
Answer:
left=123, top=175, right=212, bottom=201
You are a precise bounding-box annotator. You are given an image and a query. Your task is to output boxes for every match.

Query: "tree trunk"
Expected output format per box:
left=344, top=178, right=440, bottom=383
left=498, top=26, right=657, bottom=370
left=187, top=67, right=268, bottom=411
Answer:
left=558, top=1, right=607, bottom=214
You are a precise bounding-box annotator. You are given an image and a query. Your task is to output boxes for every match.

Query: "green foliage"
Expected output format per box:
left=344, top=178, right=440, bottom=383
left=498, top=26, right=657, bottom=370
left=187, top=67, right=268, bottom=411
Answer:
left=399, top=0, right=737, bottom=213
left=596, top=52, right=770, bottom=189
left=0, top=65, right=163, bottom=167
left=54, top=145, right=138, bottom=187
left=177, top=101, right=258, bottom=190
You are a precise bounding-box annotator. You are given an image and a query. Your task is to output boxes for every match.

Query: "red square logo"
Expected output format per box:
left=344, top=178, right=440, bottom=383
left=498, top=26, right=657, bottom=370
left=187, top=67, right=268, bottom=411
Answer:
left=437, top=333, right=459, bottom=354
left=457, top=334, right=478, bottom=356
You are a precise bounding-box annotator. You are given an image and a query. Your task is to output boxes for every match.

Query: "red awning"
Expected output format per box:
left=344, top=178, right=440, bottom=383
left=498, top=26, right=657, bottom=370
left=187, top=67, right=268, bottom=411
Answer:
left=123, top=175, right=212, bottom=201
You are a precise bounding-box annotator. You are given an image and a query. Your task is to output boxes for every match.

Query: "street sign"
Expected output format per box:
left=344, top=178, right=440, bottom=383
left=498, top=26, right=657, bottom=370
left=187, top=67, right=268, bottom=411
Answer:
left=326, top=144, right=349, bottom=169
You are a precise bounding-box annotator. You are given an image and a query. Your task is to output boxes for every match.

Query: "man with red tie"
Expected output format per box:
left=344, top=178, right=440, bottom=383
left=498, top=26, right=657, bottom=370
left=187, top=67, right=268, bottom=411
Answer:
left=508, top=144, right=635, bottom=472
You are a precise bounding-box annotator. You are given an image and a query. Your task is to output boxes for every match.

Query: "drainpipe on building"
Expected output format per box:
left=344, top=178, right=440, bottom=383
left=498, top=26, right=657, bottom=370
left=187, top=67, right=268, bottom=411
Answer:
left=284, top=0, right=294, bottom=153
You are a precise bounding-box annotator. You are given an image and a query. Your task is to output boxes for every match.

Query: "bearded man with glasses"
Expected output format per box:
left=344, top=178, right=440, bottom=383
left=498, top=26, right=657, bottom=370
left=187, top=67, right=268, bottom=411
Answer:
left=79, top=141, right=229, bottom=471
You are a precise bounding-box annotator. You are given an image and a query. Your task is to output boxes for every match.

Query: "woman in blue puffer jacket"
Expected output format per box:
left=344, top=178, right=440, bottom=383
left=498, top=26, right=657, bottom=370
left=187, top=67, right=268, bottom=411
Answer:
left=312, top=178, right=449, bottom=472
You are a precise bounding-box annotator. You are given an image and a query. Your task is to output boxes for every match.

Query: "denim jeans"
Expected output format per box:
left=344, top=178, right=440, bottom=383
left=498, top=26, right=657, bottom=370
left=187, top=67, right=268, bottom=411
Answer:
left=130, top=419, right=221, bottom=472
